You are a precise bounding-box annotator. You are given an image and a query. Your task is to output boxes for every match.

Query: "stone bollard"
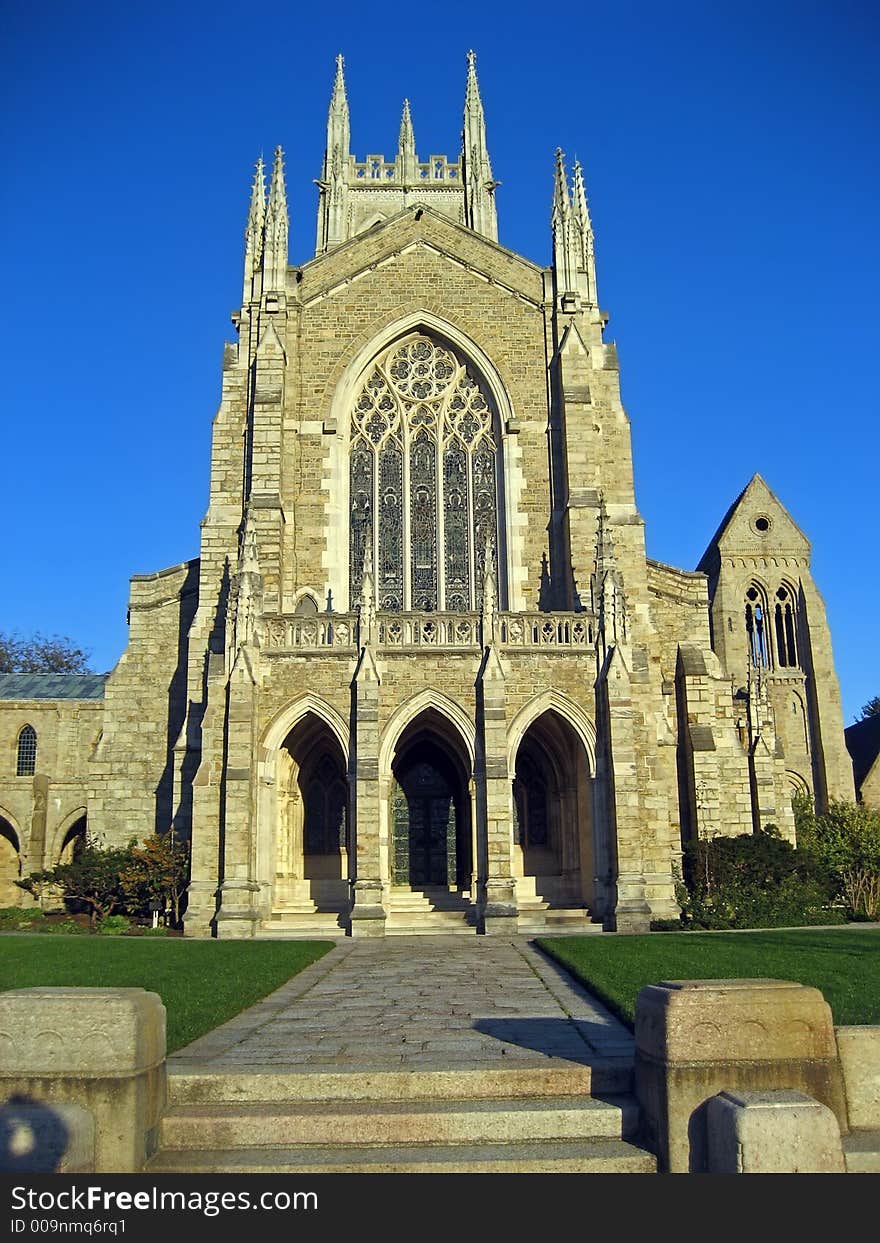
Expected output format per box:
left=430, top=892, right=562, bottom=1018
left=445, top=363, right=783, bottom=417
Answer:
left=706, top=1089, right=845, bottom=1173
left=634, top=978, right=848, bottom=1173
left=0, top=988, right=166, bottom=1173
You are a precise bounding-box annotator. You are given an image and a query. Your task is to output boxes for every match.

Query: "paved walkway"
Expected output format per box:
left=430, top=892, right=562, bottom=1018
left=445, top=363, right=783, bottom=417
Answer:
left=170, top=938, right=633, bottom=1074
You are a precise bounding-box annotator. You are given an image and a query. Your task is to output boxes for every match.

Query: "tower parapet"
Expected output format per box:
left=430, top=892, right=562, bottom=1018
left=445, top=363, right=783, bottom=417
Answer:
left=315, top=51, right=498, bottom=254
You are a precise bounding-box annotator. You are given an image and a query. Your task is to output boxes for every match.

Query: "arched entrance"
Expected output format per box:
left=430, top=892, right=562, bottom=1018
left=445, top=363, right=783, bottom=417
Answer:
left=0, top=816, right=22, bottom=907
left=388, top=712, right=472, bottom=896
left=273, top=713, right=350, bottom=915
left=512, top=709, right=594, bottom=909
left=57, top=814, right=87, bottom=865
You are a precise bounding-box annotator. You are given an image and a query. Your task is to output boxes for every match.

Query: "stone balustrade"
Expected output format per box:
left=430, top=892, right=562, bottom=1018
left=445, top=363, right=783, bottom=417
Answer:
left=260, top=610, right=596, bottom=653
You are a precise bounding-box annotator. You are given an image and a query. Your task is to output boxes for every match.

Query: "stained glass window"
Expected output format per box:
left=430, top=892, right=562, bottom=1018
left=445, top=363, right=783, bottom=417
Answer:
left=349, top=334, right=499, bottom=611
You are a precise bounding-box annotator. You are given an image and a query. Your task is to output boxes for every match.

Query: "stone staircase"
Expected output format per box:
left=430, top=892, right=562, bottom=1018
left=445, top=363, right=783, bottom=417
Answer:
left=146, top=1062, right=656, bottom=1174
left=384, top=886, right=478, bottom=935
left=514, top=875, right=599, bottom=935
left=257, top=879, right=349, bottom=938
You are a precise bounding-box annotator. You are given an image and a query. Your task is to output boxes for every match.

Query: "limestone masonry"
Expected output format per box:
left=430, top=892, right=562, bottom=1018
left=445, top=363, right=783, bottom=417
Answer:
left=0, top=54, right=854, bottom=935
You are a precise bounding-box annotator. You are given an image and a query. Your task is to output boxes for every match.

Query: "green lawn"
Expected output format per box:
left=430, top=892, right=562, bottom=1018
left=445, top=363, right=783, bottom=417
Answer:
left=0, top=937, right=334, bottom=1052
left=538, top=927, right=880, bottom=1028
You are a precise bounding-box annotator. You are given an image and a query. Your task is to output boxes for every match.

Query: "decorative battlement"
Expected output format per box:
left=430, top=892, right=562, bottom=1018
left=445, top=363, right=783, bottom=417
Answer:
left=352, top=155, right=461, bottom=183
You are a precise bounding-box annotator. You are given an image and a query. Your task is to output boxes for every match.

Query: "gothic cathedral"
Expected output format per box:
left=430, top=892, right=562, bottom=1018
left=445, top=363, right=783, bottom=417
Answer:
left=0, top=54, right=854, bottom=934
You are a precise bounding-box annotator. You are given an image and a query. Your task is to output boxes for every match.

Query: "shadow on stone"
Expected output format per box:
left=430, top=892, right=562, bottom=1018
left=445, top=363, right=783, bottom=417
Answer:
left=473, top=1017, right=591, bottom=1063
left=0, top=1095, right=70, bottom=1173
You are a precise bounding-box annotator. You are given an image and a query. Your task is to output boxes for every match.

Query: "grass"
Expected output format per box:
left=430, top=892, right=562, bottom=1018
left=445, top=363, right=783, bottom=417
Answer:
left=538, top=926, right=880, bottom=1028
left=0, top=937, right=334, bottom=1052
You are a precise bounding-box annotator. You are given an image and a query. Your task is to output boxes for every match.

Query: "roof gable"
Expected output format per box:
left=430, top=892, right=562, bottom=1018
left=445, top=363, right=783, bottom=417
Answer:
left=698, top=474, right=810, bottom=572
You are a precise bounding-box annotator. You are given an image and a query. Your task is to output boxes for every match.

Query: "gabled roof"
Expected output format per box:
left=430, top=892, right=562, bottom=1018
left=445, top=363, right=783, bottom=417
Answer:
left=0, top=673, right=107, bottom=701
left=697, top=473, right=810, bottom=573
left=298, top=204, right=545, bottom=308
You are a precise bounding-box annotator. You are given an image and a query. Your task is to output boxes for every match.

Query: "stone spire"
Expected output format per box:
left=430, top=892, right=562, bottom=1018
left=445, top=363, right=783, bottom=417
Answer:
left=358, top=528, right=376, bottom=647
left=243, top=156, right=265, bottom=304
left=461, top=50, right=498, bottom=241
left=572, top=158, right=598, bottom=306
left=396, top=99, right=418, bottom=183
left=263, top=146, right=288, bottom=294
left=316, top=54, right=351, bottom=254
left=593, top=498, right=627, bottom=656
left=552, top=149, right=581, bottom=311
left=231, top=510, right=264, bottom=653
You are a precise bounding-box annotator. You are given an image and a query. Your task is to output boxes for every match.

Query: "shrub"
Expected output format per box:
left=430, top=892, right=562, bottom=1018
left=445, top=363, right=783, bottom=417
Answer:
left=0, top=907, right=46, bottom=931
left=678, top=827, right=840, bottom=930
left=97, top=914, right=131, bottom=936
left=120, top=831, right=190, bottom=928
left=794, top=794, right=880, bottom=920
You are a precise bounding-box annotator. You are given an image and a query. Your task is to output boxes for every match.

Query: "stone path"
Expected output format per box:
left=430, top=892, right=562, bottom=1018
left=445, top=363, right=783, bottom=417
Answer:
left=170, top=937, right=634, bottom=1074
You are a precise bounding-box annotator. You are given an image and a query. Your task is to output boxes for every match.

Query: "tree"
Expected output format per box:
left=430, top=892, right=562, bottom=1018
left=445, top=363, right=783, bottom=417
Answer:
left=0, top=631, right=92, bottom=674
left=120, top=831, right=190, bottom=927
left=794, top=793, right=880, bottom=920
left=17, top=840, right=137, bottom=927
left=858, top=695, right=880, bottom=721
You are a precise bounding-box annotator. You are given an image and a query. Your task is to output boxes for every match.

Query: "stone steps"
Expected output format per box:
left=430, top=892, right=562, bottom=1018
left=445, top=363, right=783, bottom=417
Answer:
left=158, top=1093, right=638, bottom=1149
left=385, top=886, right=477, bottom=935
left=148, top=1064, right=653, bottom=1174
left=147, top=1137, right=655, bottom=1174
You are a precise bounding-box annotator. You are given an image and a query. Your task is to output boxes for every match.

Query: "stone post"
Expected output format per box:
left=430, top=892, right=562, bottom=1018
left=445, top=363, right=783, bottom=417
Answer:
left=706, top=1089, right=845, bottom=1173
left=0, top=989, right=167, bottom=1173
left=633, top=978, right=848, bottom=1173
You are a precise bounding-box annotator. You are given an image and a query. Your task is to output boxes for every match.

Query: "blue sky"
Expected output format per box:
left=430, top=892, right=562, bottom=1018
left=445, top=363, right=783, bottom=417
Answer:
left=1, top=1, right=877, bottom=722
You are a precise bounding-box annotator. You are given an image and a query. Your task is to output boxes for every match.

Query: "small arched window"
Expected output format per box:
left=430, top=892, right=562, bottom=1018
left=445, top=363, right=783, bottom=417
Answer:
left=744, top=586, right=769, bottom=668
left=16, top=725, right=37, bottom=777
left=774, top=586, right=798, bottom=668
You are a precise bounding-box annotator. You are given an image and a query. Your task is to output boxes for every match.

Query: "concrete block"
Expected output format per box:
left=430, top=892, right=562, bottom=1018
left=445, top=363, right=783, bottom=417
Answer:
left=706, top=1089, right=845, bottom=1173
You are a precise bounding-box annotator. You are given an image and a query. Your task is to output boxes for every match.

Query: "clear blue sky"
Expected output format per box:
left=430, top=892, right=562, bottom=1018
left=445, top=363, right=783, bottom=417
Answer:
left=1, top=1, right=877, bottom=723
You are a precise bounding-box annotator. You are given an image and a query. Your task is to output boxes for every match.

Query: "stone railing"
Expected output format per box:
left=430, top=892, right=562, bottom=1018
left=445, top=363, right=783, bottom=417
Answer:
left=261, top=610, right=596, bottom=654
left=352, top=155, right=461, bottom=182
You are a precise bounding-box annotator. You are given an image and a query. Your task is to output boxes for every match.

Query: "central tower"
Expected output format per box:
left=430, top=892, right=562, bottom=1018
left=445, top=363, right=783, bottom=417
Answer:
left=315, top=51, right=498, bottom=254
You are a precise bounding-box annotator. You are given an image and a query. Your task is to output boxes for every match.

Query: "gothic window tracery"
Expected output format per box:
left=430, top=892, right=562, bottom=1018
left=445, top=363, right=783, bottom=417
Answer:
left=745, top=585, right=769, bottom=668
left=774, top=585, right=798, bottom=668
left=349, top=334, right=499, bottom=611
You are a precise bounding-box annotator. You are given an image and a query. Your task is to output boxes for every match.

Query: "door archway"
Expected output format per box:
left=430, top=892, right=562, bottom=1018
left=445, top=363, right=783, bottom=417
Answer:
left=388, top=717, right=472, bottom=893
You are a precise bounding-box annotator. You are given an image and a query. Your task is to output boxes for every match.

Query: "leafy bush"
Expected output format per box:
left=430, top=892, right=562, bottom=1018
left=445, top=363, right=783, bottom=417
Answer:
left=17, top=840, right=138, bottom=927
left=120, top=832, right=190, bottom=927
left=794, top=793, right=880, bottom=920
left=97, top=914, right=131, bottom=936
left=0, top=907, right=46, bottom=931
left=677, top=827, right=841, bottom=930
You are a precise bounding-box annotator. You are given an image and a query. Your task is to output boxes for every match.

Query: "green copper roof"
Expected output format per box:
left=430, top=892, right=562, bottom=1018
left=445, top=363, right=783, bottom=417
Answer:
left=0, top=673, right=107, bottom=701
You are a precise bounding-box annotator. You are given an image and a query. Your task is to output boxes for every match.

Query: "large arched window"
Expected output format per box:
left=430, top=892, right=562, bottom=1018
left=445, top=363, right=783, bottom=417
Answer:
left=16, top=724, right=37, bottom=777
left=349, top=334, right=499, bottom=612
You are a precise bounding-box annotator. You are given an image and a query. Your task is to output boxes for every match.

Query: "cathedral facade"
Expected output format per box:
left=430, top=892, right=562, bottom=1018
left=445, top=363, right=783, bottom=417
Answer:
left=0, top=55, right=855, bottom=935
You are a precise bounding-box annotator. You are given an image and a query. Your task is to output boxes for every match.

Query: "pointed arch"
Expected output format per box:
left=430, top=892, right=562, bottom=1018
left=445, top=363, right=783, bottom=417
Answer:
left=260, top=695, right=350, bottom=764
left=507, top=690, right=596, bottom=775
left=379, top=690, right=476, bottom=777
left=50, top=807, right=88, bottom=864
left=322, top=310, right=525, bottom=613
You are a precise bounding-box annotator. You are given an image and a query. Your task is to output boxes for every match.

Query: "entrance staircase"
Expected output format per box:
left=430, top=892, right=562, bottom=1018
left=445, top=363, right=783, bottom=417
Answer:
left=146, top=1061, right=656, bottom=1174
left=514, top=875, right=599, bottom=935
left=385, top=885, right=477, bottom=935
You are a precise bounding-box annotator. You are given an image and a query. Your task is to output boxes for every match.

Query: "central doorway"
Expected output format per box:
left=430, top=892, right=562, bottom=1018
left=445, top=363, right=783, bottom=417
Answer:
left=390, top=738, right=468, bottom=889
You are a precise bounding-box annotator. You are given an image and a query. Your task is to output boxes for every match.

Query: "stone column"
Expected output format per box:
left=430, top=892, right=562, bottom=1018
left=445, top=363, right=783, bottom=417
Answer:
left=476, top=645, right=517, bottom=933
left=184, top=653, right=226, bottom=937
left=349, top=646, right=385, bottom=937
left=214, top=648, right=261, bottom=939
left=596, top=646, right=651, bottom=932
